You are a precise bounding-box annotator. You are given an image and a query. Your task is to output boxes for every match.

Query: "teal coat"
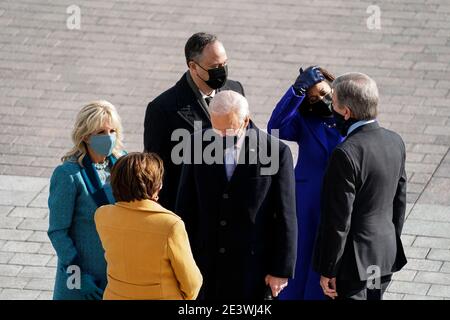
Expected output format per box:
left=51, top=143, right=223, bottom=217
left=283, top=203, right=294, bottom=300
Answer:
left=48, top=159, right=113, bottom=300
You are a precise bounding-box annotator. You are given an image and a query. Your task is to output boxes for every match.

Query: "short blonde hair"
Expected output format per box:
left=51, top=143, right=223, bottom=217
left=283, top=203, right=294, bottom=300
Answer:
left=62, top=100, right=124, bottom=166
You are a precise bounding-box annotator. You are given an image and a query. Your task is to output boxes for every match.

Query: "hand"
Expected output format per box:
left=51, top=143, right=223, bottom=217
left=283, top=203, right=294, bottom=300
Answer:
left=293, top=66, right=325, bottom=95
left=320, top=276, right=338, bottom=299
left=265, top=275, right=288, bottom=298
left=80, top=274, right=104, bottom=300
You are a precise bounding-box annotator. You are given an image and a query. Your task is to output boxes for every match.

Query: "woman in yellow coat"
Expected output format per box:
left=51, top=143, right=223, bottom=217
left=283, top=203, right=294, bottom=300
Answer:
left=95, top=152, right=202, bottom=300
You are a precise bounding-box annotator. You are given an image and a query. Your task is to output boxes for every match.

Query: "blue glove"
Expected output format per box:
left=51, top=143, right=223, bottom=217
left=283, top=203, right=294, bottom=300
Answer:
left=80, top=274, right=104, bottom=300
left=292, top=66, right=325, bottom=95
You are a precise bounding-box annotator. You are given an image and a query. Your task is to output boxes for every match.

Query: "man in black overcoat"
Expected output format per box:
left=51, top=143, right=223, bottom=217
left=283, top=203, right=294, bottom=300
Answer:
left=144, top=32, right=245, bottom=211
left=176, top=90, right=297, bottom=300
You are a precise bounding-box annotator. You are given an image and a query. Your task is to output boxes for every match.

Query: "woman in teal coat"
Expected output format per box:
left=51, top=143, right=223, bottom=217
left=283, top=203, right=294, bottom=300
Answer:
left=48, top=100, right=126, bottom=300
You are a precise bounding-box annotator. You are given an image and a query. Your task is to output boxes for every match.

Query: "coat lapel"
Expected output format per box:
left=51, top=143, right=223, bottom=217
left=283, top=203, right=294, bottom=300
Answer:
left=176, top=73, right=241, bottom=129
left=175, top=73, right=211, bottom=129
left=80, top=154, right=117, bottom=207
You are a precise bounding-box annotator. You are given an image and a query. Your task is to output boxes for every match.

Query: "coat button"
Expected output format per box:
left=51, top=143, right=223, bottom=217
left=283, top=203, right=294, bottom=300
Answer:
left=222, top=193, right=229, bottom=199
left=219, top=248, right=226, bottom=254
left=220, top=220, right=227, bottom=226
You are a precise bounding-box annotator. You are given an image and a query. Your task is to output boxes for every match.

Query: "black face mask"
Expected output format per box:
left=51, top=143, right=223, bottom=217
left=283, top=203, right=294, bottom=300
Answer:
left=196, top=63, right=228, bottom=89
left=299, top=94, right=333, bottom=118
left=332, top=109, right=358, bottom=137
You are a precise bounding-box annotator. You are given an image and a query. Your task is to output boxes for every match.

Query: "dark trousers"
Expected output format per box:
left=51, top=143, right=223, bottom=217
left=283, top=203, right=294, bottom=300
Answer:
left=335, top=275, right=392, bottom=300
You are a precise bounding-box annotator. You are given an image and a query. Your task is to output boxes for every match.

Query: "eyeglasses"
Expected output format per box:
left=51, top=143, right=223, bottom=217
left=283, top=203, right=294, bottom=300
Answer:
left=194, top=61, right=228, bottom=71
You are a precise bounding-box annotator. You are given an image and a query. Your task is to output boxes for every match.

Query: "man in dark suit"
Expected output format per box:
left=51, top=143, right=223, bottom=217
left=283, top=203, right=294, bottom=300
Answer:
left=175, top=90, right=297, bottom=300
left=144, top=32, right=245, bottom=211
left=313, top=72, right=407, bottom=300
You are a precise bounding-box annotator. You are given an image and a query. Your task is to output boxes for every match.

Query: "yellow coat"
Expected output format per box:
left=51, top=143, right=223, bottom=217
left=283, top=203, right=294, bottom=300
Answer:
left=94, top=199, right=202, bottom=300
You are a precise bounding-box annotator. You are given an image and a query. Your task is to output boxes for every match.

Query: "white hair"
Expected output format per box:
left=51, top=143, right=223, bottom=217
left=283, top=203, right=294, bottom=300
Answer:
left=209, top=90, right=250, bottom=123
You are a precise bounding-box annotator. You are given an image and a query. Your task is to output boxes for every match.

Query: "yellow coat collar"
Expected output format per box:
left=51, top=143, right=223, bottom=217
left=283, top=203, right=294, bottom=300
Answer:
left=114, top=199, right=174, bottom=215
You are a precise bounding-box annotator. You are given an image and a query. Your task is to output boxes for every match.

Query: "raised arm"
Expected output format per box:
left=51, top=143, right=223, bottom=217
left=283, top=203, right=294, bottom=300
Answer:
left=268, top=66, right=326, bottom=142
left=267, top=87, right=306, bottom=142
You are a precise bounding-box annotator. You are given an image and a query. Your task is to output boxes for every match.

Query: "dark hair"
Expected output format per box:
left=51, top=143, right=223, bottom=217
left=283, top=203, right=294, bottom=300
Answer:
left=300, top=66, right=336, bottom=110
left=319, top=67, right=335, bottom=82
left=184, top=32, right=218, bottom=66
left=111, top=152, right=164, bottom=203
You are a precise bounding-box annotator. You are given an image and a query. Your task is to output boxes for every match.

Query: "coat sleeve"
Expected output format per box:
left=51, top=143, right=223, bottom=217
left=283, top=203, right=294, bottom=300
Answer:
left=393, top=143, right=407, bottom=235
left=313, top=148, right=356, bottom=278
left=167, top=220, right=203, bottom=300
left=267, top=87, right=306, bottom=142
left=175, top=161, right=198, bottom=241
left=47, top=165, right=80, bottom=267
left=269, top=143, right=298, bottom=278
left=143, top=100, right=169, bottom=155
left=237, top=80, right=245, bottom=97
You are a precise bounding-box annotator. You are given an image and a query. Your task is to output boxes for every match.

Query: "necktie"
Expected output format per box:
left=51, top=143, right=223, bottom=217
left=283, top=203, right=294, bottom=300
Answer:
left=224, top=146, right=236, bottom=181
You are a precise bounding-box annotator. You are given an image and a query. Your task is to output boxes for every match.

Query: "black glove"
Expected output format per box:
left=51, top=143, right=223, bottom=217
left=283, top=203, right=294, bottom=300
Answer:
left=293, top=66, right=325, bottom=95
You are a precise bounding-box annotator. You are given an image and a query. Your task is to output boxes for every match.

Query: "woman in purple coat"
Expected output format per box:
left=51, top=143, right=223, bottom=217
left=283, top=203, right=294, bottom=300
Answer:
left=268, top=66, right=343, bottom=300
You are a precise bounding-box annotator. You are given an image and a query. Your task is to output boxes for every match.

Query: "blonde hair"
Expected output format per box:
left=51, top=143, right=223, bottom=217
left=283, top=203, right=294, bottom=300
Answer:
left=61, top=100, right=124, bottom=166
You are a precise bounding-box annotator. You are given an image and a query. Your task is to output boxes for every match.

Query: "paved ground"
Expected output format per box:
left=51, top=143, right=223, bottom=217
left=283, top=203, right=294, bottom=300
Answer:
left=0, top=0, right=449, bottom=300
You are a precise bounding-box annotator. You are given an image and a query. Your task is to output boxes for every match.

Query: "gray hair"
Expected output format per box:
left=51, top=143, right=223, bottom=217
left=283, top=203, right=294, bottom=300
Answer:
left=209, top=90, right=250, bottom=123
left=332, top=72, right=379, bottom=120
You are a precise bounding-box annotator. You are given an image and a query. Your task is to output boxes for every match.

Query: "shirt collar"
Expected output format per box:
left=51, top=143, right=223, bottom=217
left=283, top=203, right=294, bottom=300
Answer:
left=200, top=90, right=215, bottom=100
left=347, top=119, right=377, bottom=136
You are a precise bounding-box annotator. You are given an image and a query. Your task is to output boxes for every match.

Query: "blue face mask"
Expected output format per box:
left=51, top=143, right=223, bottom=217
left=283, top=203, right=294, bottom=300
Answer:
left=88, top=133, right=116, bottom=157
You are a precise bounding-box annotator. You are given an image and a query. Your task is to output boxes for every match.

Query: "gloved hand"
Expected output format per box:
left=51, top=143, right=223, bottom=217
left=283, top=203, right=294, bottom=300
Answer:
left=292, top=66, right=325, bottom=95
left=80, top=273, right=104, bottom=300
